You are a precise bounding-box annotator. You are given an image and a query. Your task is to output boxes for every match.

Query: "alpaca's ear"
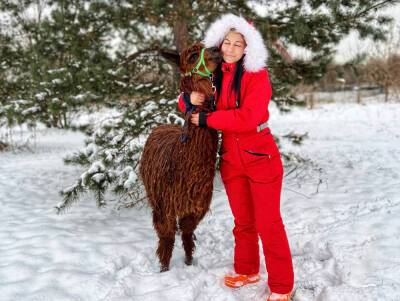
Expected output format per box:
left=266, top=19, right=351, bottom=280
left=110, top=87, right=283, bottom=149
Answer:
left=159, top=49, right=180, bottom=67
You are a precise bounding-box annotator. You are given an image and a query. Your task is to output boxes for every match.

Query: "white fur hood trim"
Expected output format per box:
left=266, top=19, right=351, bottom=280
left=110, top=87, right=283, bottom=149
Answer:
left=202, top=13, right=268, bottom=72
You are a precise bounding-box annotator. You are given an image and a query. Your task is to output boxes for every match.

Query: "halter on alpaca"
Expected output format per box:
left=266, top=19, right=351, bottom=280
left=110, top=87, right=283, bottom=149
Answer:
left=184, top=48, right=213, bottom=78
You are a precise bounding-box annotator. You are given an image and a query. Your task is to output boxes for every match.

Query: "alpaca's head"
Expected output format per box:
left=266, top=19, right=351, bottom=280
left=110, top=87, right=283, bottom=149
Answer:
left=160, top=43, right=222, bottom=102
left=178, top=43, right=222, bottom=77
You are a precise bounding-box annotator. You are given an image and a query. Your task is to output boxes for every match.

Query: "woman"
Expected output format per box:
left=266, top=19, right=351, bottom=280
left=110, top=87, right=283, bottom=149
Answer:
left=177, top=14, right=294, bottom=301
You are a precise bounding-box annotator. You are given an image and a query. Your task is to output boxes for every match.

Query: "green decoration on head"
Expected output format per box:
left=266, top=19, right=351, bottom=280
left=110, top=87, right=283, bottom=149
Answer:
left=184, top=48, right=213, bottom=78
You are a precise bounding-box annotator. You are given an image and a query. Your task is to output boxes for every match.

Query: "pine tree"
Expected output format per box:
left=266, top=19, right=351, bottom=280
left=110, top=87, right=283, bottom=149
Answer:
left=1, top=1, right=397, bottom=211
left=1, top=0, right=139, bottom=129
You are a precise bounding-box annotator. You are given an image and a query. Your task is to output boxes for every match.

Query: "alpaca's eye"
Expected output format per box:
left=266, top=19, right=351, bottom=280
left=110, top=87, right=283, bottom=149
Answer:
left=189, top=53, right=199, bottom=64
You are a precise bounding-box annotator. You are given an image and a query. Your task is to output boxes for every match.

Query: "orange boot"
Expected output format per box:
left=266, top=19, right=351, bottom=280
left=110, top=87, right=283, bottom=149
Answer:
left=224, top=272, right=261, bottom=288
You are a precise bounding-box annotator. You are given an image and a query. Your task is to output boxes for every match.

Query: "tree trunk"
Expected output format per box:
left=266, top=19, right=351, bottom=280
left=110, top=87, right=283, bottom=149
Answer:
left=63, top=110, right=68, bottom=128
left=52, top=113, right=59, bottom=128
left=0, top=140, right=8, bottom=151
left=385, top=84, right=389, bottom=102
left=171, top=3, right=191, bottom=93
left=308, top=93, right=315, bottom=109
left=173, top=18, right=190, bottom=54
left=357, top=87, right=361, bottom=104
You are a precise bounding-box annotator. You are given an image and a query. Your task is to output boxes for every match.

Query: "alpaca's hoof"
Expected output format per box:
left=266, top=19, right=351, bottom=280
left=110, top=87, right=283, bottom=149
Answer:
left=160, top=266, right=169, bottom=272
left=185, top=258, right=193, bottom=266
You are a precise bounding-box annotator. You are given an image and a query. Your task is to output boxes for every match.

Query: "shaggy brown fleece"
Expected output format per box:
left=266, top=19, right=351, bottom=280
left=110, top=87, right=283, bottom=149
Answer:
left=139, top=43, right=221, bottom=271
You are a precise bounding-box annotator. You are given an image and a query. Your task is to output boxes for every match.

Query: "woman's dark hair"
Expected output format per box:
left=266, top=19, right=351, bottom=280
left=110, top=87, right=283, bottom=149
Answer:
left=213, top=55, right=245, bottom=108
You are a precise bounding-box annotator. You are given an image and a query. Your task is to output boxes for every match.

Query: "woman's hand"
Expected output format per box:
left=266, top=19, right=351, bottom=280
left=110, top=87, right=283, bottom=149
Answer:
left=190, top=113, right=199, bottom=126
left=190, top=91, right=205, bottom=105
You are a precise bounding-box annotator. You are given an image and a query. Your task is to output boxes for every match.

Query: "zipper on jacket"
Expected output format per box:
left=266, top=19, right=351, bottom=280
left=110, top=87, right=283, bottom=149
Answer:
left=244, top=150, right=271, bottom=158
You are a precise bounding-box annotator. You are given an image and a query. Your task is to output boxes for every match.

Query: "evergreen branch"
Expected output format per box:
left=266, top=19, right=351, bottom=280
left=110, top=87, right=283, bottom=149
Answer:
left=118, top=46, right=161, bottom=66
left=95, top=187, right=106, bottom=208
left=56, top=179, right=87, bottom=215
left=117, top=136, right=136, bottom=152
left=111, top=179, right=147, bottom=211
left=352, top=0, right=399, bottom=20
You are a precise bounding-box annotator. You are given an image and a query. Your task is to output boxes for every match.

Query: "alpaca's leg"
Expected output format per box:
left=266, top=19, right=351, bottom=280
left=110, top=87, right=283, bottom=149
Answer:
left=157, top=235, right=175, bottom=272
left=178, top=214, right=199, bottom=266
left=153, top=210, right=176, bottom=272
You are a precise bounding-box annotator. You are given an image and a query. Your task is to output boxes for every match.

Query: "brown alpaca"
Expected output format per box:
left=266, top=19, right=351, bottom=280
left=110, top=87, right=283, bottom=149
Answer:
left=139, top=43, right=222, bottom=272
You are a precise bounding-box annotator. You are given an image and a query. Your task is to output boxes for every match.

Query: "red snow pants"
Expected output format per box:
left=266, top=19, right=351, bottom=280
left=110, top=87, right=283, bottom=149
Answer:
left=219, top=129, right=294, bottom=294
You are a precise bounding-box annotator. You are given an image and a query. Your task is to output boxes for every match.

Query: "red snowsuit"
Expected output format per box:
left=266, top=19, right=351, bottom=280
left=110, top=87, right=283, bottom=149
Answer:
left=177, top=62, right=294, bottom=294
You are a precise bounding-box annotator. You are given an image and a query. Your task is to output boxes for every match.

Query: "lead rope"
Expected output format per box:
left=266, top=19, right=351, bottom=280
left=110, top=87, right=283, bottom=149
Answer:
left=180, top=111, right=193, bottom=144
left=180, top=92, right=195, bottom=144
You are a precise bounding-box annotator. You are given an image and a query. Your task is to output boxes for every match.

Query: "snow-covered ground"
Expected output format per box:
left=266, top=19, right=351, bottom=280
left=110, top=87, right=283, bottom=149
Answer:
left=1, top=97, right=399, bottom=301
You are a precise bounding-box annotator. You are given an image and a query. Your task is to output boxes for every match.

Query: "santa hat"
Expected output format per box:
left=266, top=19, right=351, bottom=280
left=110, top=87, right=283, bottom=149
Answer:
left=202, top=13, right=268, bottom=72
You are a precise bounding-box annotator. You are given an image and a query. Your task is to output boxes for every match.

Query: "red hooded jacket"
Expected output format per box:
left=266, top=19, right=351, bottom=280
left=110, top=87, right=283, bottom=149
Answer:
left=177, top=61, right=272, bottom=134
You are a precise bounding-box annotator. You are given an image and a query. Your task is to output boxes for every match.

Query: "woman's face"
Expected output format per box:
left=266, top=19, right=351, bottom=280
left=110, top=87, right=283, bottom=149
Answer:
left=221, top=31, right=246, bottom=63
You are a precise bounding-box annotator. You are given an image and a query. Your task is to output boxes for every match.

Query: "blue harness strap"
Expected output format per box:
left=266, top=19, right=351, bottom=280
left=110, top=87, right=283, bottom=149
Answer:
left=182, top=92, right=195, bottom=113
left=180, top=93, right=192, bottom=143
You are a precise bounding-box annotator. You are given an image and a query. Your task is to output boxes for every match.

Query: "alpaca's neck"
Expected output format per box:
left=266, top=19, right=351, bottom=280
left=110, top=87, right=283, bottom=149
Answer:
left=192, top=91, right=215, bottom=112
left=186, top=126, right=218, bottom=159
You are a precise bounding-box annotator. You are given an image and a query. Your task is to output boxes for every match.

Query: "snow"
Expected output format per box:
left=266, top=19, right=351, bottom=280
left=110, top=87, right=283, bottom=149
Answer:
left=140, top=111, right=149, bottom=118
left=21, top=107, right=40, bottom=115
left=111, top=134, right=124, bottom=146
left=51, top=78, right=63, bottom=85
left=115, top=81, right=128, bottom=87
left=123, top=171, right=137, bottom=189
left=1, top=97, right=400, bottom=300
left=48, top=68, right=67, bottom=74
left=88, top=161, right=106, bottom=174
left=92, top=173, right=106, bottom=184
left=35, top=92, right=47, bottom=101
left=72, top=94, right=88, bottom=102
